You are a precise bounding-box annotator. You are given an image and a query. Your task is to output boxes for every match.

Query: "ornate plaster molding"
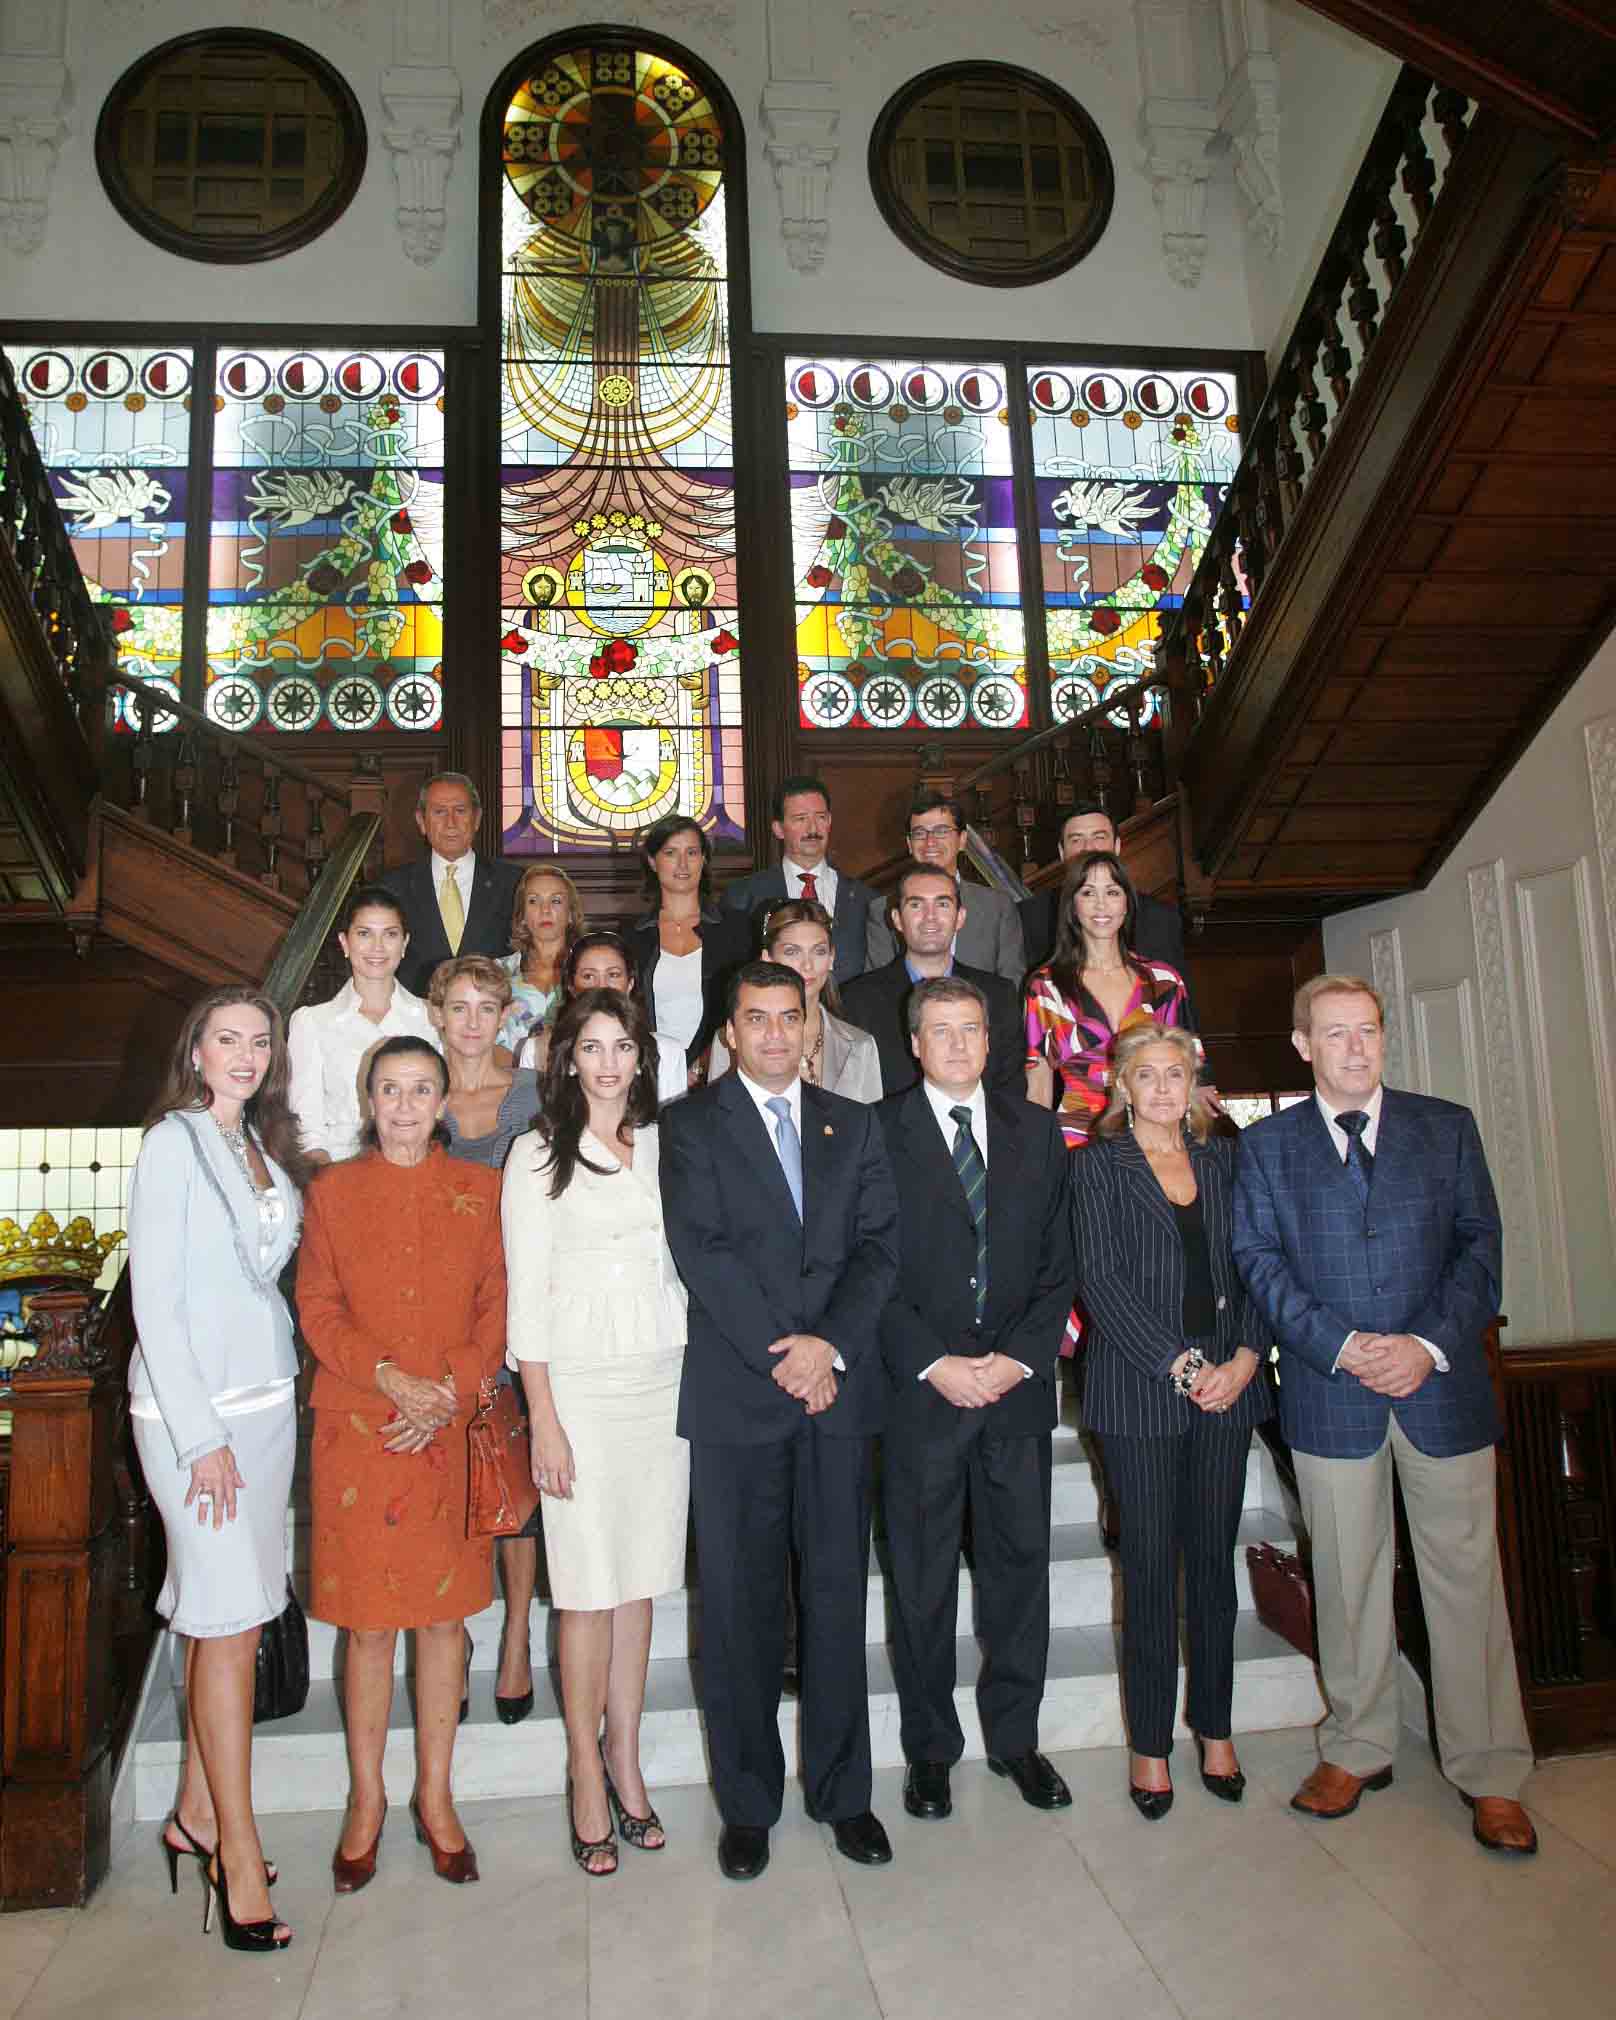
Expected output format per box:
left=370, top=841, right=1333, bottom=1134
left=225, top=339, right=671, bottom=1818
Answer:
left=762, top=79, right=839, bottom=273
left=1466, top=858, right=1541, bottom=1328
left=1022, top=9, right=1122, bottom=74
left=381, top=64, right=462, bottom=266
left=847, top=9, right=931, bottom=53
left=1586, top=712, right=1616, bottom=980
left=1218, top=47, right=1282, bottom=256
left=482, top=0, right=740, bottom=55
left=0, top=0, right=69, bottom=258
left=1367, top=925, right=1408, bottom=1091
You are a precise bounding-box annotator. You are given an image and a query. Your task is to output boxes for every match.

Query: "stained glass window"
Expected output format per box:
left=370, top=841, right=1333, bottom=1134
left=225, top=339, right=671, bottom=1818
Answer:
left=206, top=346, right=445, bottom=733
left=1029, top=363, right=1240, bottom=728
left=497, top=44, right=746, bottom=855
left=6, top=343, right=193, bottom=729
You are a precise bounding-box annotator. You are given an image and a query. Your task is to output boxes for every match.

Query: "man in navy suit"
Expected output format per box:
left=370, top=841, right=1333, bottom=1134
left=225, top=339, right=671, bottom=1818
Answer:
left=660, top=961, right=901, bottom=1880
left=1233, top=973, right=1535, bottom=1853
left=720, top=773, right=879, bottom=986
left=877, top=978, right=1075, bottom=1822
left=378, top=771, right=522, bottom=996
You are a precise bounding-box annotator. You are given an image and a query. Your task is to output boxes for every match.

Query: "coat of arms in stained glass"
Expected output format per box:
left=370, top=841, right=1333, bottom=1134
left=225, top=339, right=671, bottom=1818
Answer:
left=497, top=43, right=745, bottom=855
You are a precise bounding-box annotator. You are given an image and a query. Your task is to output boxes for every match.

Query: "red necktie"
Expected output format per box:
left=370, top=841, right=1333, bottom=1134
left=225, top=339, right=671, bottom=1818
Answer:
left=800, top=873, right=818, bottom=902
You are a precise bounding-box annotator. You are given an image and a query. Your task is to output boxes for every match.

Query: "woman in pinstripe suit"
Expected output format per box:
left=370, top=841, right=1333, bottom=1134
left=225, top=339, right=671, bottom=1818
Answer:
left=1071, top=1026, right=1273, bottom=1818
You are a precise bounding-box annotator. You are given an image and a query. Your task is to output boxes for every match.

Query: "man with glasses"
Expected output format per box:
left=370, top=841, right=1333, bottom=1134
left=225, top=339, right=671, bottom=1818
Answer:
left=866, top=792, right=1026, bottom=983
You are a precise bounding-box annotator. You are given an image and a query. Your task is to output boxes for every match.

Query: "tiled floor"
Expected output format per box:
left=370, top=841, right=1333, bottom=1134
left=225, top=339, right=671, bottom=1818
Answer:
left=6, top=1737, right=1612, bottom=2020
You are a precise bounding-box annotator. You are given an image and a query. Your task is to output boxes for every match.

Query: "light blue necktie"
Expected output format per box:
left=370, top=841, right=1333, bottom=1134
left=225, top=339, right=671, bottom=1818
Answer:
left=766, top=1095, right=804, bottom=1221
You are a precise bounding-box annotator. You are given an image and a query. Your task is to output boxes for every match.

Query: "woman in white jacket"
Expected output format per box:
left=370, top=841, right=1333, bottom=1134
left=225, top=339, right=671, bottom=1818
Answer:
left=128, top=988, right=306, bottom=1953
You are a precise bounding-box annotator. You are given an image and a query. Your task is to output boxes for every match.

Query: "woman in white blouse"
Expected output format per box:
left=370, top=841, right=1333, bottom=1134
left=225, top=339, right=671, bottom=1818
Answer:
left=503, top=988, right=688, bottom=1878
left=287, top=885, right=439, bottom=1164
left=624, top=814, right=750, bottom=1084
left=129, top=988, right=306, bottom=1952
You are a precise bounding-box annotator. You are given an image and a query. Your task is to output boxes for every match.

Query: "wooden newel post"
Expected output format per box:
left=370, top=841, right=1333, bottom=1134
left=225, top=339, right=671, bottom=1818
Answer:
left=1, top=1283, right=121, bottom=1909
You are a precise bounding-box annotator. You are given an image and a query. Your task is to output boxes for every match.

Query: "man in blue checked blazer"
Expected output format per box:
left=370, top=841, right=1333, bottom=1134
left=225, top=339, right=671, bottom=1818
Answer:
left=1233, top=973, right=1536, bottom=1855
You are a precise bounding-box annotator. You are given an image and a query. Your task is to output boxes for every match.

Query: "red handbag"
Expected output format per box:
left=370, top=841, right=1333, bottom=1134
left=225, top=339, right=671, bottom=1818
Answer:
left=467, top=1377, right=541, bottom=1537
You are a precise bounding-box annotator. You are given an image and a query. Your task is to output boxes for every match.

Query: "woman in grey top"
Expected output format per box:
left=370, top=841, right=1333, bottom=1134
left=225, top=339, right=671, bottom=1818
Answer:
left=709, top=898, right=882, bottom=1101
left=129, top=988, right=306, bottom=1952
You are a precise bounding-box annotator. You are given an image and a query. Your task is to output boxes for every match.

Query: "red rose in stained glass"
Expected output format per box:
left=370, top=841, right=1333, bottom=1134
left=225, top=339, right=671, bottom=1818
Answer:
left=826, top=517, right=846, bottom=540
left=390, top=510, right=413, bottom=534
left=1089, top=607, right=1121, bottom=636
left=1141, top=563, right=1170, bottom=592
left=110, top=608, right=134, bottom=634
left=307, top=563, right=343, bottom=597
left=400, top=560, right=433, bottom=586
left=588, top=653, right=608, bottom=679
left=891, top=566, right=924, bottom=599
left=501, top=629, right=528, bottom=652
left=712, top=629, right=739, bottom=654
left=603, top=639, right=637, bottom=673
left=806, top=564, right=832, bottom=588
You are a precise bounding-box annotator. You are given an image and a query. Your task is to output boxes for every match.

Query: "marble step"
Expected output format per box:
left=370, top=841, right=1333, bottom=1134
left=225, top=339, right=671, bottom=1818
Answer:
left=288, top=1508, right=1298, bottom=1681
left=132, top=1613, right=1324, bottom=1821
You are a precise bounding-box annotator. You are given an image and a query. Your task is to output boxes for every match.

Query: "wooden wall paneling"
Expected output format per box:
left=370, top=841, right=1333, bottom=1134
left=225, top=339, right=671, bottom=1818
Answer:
left=1409, top=980, right=1482, bottom=1112
left=1367, top=925, right=1410, bottom=1089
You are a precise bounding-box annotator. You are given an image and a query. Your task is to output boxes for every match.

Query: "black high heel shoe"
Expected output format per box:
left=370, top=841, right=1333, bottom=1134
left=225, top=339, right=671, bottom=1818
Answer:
left=162, top=1814, right=277, bottom=1893
left=1196, top=1736, right=1246, bottom=1803
left=495, top=1624, right=534, bottom=1726
left=599, top=1738, right=665, bottom=1851
left=1128, top=1758, right=1174, bottom=1821
left=568, top=1774, right=618, bottom=1877
left=203, top=1854, right=292, bottom=1953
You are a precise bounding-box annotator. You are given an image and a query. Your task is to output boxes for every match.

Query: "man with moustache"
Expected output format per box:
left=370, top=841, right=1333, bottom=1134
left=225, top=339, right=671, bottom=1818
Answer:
left=660, top=962, right=900, bottom=1880
left=721, top=774, right=880, bottom=986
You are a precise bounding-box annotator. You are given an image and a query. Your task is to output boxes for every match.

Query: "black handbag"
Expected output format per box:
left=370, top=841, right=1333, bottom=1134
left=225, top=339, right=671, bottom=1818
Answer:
left=253, top=1583, right=310, bottom=1723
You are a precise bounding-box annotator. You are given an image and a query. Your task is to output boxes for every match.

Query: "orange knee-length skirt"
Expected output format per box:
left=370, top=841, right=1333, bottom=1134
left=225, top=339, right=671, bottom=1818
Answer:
left=307, top=1406, right=494, bottom=1631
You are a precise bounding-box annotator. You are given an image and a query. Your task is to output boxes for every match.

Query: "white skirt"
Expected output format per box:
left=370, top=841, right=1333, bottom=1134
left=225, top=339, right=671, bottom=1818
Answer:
left=543, top=1352, right=688, bottom=1610
left=134, top=1397, right=296, bottom=1638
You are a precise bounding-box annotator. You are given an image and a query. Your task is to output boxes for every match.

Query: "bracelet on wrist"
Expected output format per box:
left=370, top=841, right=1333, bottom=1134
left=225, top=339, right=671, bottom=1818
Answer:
left=1170, top=1347, right=1206, bottom=1397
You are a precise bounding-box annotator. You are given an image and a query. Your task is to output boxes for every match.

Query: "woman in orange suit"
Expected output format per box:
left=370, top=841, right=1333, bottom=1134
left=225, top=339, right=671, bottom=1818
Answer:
left=298, top=1035, right=506, bottom=1893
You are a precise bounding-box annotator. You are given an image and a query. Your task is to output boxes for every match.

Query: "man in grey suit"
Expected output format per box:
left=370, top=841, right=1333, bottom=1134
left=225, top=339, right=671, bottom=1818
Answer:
left=1232, top=973, right=1535, bottom=1855
left=866, top=791, right=1025, bottom=983
left=721, top=774, right=879, bottom=987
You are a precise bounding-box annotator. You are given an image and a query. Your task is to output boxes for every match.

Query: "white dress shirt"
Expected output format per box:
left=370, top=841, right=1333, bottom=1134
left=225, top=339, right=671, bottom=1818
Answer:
left=1317, top=1084, right=1447, bottom=1374
left=287, top=979, right=441, bottom=1161
left=783, top=856, right=838, bottom=915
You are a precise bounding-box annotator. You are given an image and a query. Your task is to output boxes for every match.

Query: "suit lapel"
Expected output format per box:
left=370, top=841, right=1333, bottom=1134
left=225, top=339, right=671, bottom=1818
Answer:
left=1368, top=1088, right=1420, bottom=1199
left=1299, top=1097, right=1362, bottom=1200
left=900, top=1088, right=973, bottom=1239
left=1112, top=1130, right=1182, bottom=1242
left=719, top=1074, right=801, bottom=1232
left=463, top=857, right=504, bottom=953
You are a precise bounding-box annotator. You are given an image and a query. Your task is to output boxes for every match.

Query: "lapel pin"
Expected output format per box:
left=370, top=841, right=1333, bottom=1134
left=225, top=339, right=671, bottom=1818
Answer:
left=824, top=1124, right=834, bottom=1135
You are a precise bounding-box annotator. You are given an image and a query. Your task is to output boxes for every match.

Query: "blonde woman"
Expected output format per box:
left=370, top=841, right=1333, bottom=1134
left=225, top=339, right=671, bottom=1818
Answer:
left=1070, top=1024, right=1271, bottom=1820
left=499, top=864, right=585, bottom=1057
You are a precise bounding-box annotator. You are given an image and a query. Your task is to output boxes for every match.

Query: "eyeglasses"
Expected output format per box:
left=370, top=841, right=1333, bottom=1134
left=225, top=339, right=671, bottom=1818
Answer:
left=908, top=823, right=960, bottom=842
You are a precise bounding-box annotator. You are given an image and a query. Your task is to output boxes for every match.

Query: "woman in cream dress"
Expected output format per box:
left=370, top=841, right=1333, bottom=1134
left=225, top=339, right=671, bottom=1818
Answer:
left=503, top=987, right=688, bottom=1877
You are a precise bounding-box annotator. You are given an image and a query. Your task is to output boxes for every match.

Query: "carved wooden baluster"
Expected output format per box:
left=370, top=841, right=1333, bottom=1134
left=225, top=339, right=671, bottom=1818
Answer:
left=1087, top=726, right=1113, bottom=816
left=1318, top=280, right=1354, bottom=420
left=1346, top=235, right=1381, bottom=355
left=1178, top=590, right=1206, bottom=704
left=1400, top=94, right=1438, bottom=234
left=129, top=692, right=155, bottom=821
left=1232, top=469, right=1265, bottom=603
left=171, top=731, right=198, bottom=846
left=1373, top=189, right=1409, bottom=294
left=1291, top=310, right=1329, bottom=476
left=1217, top=528, right=1245, bottom=655
left=1122, top=694, right=1151, bottom=815
left=216, top=748, right=240, bottom=868
left=1201, top=587, right=1226, bottom=690
left=304, top=791, right=327, bottom=892
left=260, top=768, right=283, bottom=890
left=1432, top=86, right=1470, bottom=162
left=1012, top=757, right=1035, bottom=865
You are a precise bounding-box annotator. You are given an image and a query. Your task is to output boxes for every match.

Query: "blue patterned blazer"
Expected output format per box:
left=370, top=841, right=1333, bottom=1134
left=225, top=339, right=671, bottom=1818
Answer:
left=1231, top=1089, right=1502, bottom=1459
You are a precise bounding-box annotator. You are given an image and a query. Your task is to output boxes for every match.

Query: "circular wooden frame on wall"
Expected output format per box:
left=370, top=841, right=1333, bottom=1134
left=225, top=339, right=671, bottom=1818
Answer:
left=869, top=61, right=1114, bottom=288
left=95, top=29, right=367, bottom=264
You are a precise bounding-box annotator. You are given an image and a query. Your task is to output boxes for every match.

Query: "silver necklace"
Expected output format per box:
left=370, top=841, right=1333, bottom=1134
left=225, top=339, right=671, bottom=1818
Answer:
left=212, top=1113, right=255, bottom=1183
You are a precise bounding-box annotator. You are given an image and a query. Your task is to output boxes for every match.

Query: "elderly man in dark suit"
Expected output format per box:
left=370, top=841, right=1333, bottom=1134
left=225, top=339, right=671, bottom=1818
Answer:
left=720, top=773, right=879, bottom=986
left=660, top=961, right=901, bottom=1881
left=379, top=771, right=522, bottom=996
left=1019, top=803, right=1193, bottom=1021
left=877, top=977, right=1075, bottom=1822
left=1233, top=972, right=1535, bottom=1854
left=841, top=866, right=1024, bottom=1098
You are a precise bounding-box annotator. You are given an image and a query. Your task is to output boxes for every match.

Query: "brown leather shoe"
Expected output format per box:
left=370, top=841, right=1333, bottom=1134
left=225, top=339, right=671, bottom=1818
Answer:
left=1462, top=1793, right=1538, bottom=1856
left=1290, top=1761, right=1394, bottom=1819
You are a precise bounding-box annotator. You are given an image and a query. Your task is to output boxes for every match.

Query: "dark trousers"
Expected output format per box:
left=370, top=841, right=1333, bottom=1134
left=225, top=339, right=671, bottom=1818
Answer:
left=1102, top=1414, right=1251, bottom=1758
left=883, top=1414, right=1054, bottom=1763
left=690, top=1430, right=874, bottom=1828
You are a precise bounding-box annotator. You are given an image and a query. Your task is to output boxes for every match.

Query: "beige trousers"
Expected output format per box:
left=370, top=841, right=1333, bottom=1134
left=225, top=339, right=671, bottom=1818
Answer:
left=1293, top=1416, right=1533, bottom=1798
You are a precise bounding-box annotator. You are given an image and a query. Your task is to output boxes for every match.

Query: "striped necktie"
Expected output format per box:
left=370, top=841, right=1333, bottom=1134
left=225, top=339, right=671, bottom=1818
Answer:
left=1337, top=1109, right=1374, bottom=1204
left=949, top=1104, right=988, bottom=1324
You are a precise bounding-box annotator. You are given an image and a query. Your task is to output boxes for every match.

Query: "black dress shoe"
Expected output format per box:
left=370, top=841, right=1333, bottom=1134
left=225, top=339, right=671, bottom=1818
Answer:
left=1195, top=1737, right=1245, bottom=1802
left=903, top=1761, right=952, bottom=1819
left=987, top=1750, right=1073, bottom=1811
left=495, top=1689, right=534, bottom=1726
left=717, top=1824, right=770, bottom=1881
left=831, top=1811, right=893, bottom=1865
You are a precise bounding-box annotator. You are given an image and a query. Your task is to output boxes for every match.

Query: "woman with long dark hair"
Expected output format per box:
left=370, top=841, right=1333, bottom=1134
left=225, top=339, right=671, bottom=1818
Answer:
left=1025, top=851, right=1194, bottom=1152
left=518, top=930, right=689, bottom=1106
left=623, top=813, right=749, bottom=1082
left=130, top=988, right=307, bottom=1952
left=298, top=1036, right=506, bottom=1892
left=503, top=988, right=688, bottom=1876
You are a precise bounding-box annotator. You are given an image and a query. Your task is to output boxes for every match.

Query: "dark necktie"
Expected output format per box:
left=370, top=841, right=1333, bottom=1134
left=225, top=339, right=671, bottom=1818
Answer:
left=800, top=871, right=818, bottom=903
left=949, top=1104, right=988, bottom=1324
left=1337, top=1109, right=1374, bottom=1204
